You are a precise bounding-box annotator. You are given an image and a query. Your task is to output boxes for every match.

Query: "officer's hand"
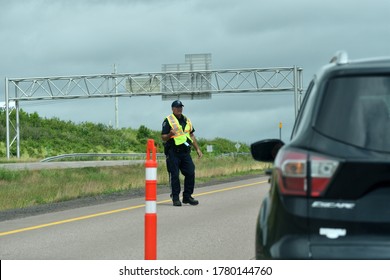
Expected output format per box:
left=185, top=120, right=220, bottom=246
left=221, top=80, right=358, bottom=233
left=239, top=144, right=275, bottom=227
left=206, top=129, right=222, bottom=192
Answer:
left=196, top=148, right=203, bottom=158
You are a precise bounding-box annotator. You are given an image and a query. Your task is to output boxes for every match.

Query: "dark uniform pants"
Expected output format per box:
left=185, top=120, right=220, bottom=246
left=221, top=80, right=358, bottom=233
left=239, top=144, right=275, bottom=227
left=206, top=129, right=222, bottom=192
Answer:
left=166, top=147, right=195, bottom=200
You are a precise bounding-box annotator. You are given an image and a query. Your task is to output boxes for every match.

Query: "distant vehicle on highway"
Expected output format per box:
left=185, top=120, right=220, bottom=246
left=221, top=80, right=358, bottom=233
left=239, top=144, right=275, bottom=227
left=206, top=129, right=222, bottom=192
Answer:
left=251, top=51, right=390, bottom=259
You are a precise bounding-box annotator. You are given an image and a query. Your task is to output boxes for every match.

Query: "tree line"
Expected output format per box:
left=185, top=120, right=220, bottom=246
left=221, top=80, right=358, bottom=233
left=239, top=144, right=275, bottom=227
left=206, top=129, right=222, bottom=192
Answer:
left=0, top=110, right=249, bottom=159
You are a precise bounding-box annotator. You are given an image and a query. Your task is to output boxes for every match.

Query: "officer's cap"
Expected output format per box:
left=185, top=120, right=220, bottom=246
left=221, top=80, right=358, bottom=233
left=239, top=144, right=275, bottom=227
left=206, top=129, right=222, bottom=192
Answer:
left=171, top=100, right=184, bottom=108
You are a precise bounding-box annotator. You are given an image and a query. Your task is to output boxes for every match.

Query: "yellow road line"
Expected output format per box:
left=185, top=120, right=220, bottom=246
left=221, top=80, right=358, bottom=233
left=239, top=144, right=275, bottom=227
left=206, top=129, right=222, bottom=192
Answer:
left=0, top=180, right=267, bottom=237
left=0, top=205, right=145, bottom=237
left=193, top=181, right=266, bottom=197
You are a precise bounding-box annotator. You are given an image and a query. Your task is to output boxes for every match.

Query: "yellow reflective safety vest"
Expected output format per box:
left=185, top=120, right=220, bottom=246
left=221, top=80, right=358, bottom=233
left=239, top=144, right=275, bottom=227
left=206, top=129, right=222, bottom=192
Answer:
left=166, top=114, right=193, bottom=146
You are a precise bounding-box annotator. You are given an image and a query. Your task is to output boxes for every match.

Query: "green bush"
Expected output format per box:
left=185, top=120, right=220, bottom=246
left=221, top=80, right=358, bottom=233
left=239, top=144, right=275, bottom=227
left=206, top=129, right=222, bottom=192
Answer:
left=0, top=109, right=250, bottom=159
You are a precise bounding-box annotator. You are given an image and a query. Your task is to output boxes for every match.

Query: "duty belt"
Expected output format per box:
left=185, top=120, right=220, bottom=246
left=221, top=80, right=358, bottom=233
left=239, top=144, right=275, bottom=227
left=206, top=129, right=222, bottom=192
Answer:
left=173, top=144, right=191, bottom=153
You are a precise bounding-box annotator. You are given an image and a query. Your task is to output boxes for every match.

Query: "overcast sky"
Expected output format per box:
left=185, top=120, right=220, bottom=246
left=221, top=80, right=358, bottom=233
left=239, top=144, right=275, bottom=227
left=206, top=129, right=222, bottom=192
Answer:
left=1, top=0, right=390, bottom=145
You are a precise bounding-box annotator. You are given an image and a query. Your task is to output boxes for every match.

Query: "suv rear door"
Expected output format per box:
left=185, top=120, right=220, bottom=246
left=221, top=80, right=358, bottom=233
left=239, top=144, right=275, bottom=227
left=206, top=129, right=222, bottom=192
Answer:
left=308, top=74, right=390, bottom=259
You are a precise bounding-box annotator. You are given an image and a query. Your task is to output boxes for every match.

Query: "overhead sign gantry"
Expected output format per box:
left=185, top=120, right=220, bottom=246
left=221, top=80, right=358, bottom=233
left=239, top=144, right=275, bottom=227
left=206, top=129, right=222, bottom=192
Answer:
left=4, top=66, right=303, bottom=158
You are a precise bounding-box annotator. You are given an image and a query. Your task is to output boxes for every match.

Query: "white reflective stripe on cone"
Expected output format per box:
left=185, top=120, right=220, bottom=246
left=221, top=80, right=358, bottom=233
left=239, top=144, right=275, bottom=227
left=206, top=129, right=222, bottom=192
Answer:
left=146, top=168, right=157, bottom=180
left=145, top=201, right=157, bottom=214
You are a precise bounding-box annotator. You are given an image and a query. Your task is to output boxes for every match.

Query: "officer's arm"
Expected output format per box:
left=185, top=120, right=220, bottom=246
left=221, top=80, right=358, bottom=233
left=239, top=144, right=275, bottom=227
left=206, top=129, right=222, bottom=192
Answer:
left=161, top=130, right=174, bottom=142
left=161, top=119, right=174, bottom=142
left=190, top=133, right=203, bottom=158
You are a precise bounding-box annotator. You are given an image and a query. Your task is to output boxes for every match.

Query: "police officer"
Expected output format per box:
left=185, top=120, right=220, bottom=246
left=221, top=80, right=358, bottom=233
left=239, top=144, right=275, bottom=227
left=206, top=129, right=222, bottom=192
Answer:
left=161, top=100, right=203, bottom=206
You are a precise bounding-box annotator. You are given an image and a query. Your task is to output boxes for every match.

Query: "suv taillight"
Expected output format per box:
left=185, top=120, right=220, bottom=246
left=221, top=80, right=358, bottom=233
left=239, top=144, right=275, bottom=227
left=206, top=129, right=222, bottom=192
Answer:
left=274, top=148, right=339, bottom=197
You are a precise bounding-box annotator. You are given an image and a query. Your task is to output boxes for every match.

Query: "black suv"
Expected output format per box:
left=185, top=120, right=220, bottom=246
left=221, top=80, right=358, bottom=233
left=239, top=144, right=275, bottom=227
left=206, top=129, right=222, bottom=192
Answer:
left=251, top=51, right=390, bottom=259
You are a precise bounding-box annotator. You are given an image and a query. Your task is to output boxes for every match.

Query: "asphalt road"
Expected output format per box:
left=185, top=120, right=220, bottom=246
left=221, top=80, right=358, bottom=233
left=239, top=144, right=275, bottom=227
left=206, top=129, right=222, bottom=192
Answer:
left=0, top=176, right=269, bottom=260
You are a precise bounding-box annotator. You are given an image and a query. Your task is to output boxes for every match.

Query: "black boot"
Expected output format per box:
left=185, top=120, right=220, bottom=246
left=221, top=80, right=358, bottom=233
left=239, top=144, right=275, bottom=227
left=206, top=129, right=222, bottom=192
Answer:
left=182, top=196, right=199, bottom=205
left=172, top=195, right=182, bottom=206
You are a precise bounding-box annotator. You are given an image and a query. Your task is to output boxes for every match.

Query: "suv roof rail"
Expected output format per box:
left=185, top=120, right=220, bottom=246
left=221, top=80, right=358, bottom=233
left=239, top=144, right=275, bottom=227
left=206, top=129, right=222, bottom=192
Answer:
left=329, top=50, right=348, bottom=65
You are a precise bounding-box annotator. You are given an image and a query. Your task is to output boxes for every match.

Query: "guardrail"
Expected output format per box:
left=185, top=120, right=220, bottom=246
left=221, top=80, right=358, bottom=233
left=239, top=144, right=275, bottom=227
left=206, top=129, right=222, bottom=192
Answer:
left=40, top=152, right=251, bottom=162
left=41, top=153, right=166, bottom=162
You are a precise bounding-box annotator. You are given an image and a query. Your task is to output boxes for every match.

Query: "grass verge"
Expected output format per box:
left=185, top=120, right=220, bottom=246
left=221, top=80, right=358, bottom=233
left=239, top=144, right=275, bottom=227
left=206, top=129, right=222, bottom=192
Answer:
left=0, top=155, right=268, bottom=211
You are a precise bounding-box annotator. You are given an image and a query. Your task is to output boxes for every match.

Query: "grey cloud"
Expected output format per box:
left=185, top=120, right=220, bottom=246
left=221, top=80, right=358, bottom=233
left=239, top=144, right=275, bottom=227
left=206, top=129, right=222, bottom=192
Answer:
left=1, top=0, right=390, bottom=145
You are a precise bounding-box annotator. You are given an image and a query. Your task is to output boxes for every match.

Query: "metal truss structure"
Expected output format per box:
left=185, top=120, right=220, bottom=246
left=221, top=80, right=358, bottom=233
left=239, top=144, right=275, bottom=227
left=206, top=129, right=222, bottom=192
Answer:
left=4, top=66, right=303, bottom=158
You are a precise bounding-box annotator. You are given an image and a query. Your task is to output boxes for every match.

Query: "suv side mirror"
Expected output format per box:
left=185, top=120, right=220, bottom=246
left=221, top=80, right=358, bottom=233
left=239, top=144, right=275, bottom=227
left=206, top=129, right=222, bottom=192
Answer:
left=250, top=139, right=284, bottom=162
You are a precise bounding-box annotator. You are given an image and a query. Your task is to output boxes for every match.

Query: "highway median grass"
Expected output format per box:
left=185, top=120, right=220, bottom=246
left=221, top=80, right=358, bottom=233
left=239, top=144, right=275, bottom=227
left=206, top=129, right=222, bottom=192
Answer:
left=0, top=155, right=267, bottom=211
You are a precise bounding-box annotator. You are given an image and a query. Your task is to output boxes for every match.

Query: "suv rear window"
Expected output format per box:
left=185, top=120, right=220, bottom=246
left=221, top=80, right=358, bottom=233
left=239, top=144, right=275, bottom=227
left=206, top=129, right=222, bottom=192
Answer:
left=316, top=75, right=390, bottom=153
